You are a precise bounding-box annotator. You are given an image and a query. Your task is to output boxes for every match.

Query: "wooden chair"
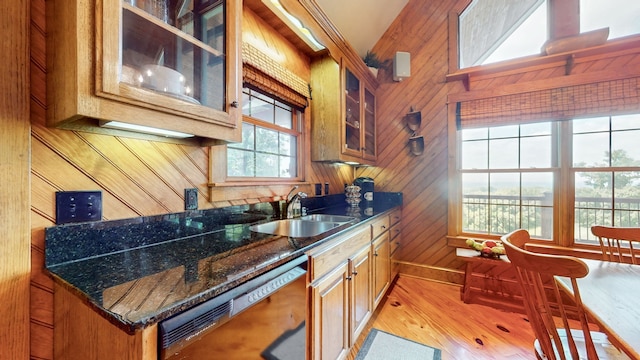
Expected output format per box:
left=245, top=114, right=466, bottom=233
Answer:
left=591, top=226, right=640, bottom=264
left=501, top=229, right=628, bottom=360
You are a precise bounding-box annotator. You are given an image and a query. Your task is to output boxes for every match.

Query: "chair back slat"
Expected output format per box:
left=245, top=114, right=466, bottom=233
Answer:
left=502, top=230, right=599, bottom=360
left=591, top=226, right=640, bottom=264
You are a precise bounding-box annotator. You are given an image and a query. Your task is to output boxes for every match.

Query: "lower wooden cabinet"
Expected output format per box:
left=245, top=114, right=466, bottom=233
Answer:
left=308, top=225, right=372, bottom=360
left=389, top=209, right=402, bottom=279
left=372, top=231, right=390, bottom=308
left=350, top=244, right=373, bottom=345
left=310, top=262, right=351, bottom=360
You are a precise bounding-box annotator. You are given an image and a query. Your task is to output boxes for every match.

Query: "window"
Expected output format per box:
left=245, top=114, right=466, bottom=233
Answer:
left=573, top=115, right=640, bottom=243
left=457, top=0, right=640, bottom=69
left=227, top=87, right=302, bottom=179
left=460, top=123, right=555, bottom=238
left=459, top=0, right=546, bottom=68
left=459, top=114, right=640, bottom=245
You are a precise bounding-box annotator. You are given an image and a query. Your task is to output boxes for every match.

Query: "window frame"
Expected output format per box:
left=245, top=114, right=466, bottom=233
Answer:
left=458, top=122, right=559, bottom=239
left=450, top=111, right=640, bottom=250
left=224, top=86, right=305, bottom=183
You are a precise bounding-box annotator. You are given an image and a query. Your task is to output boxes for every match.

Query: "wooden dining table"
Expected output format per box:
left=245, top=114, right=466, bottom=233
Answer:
left=555, top=258, right=640, bottom=359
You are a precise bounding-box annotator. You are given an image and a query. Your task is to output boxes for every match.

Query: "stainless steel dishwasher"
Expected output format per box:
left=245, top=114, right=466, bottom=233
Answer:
left=159, top=254, right=308, bottom=359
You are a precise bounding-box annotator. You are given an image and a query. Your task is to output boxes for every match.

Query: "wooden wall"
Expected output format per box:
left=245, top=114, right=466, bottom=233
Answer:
left=357, top=0, right=640, bottom=277
left=28, top=1, right=353, bottom=358
left=357, top=0, right=464, bottom=274
left=2, top=0, right=31, bottom=359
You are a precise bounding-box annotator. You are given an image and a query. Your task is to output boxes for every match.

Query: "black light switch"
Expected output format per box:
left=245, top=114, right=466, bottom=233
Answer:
left=55, top=191, right=102, bottom=224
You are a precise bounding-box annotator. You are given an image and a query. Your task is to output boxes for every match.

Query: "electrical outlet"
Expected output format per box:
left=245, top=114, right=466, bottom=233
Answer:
left=55, top=191, right=102, bottom=224
left=185, top=188, right=198, bottom=210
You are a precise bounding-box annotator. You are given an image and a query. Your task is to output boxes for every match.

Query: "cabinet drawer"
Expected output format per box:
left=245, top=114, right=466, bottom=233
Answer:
left=389, top=209, right=401, bottom=226
left=371, top=216, right=390, bottom=239
left=308, top=225, right=371, bottom=281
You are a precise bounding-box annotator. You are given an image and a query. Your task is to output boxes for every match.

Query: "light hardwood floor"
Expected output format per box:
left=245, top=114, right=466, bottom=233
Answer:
left=348, top=276, right=538, bottom=360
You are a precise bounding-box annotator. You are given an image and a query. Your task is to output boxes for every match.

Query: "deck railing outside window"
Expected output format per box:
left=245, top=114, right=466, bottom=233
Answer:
left=463, top=194, right=640, bottom=243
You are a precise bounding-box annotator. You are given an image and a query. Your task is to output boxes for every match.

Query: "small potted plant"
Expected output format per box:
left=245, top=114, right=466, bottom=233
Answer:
left=363, top=50, right=382, bottom=77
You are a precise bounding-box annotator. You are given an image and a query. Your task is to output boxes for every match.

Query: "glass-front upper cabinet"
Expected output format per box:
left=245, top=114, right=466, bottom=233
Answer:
left=47, top=0, right=242, bottom=143
left=310, top=56, right=377, bottom=165
left=363, top=88, right=376, bottom=160
left=343, top=67, right=376, bottom=161
left=344, top=68, right=362, bottom=154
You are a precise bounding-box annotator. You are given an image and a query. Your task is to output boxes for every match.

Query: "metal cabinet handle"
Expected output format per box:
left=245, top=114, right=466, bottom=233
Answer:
left=230, top=101, right=239, bottom=108
left=352, top=271, right=358, bottom=275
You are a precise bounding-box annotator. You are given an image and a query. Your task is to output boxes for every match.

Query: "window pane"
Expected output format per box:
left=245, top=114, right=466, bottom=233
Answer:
left=612, top=114, right=640, bottom=131
left=241, top=91, right=251, bottom=116
left=251, top=97, right=273, bottom=123
left=462, top=173, right=489, bottom=234
left=461, top=127, right=487, bottom=141
left=521, top=122, right=551, bottom=136
left=255, top=153, right=279, bottom=177
left=279, top=133, right=295, bottom=156
left=229, top=124, right=255, bottom=150
left=521, top=135, right=551, bottom=168
left=614, top=171, right=640, bottom=227
left=489, top=173, right=520, bottom=234
left=275, top=106, right=292, bottom=129
left=612, top=130, right=640, bottom=165
left=461, top=140, right=487, bottom=169
left=489, top=125, right=519, bottom=139
left=580, top=0, right=640, bottom=40
left=460, top=0, right=546, bottom=67
left=522, top=172, right=553, bottom=238
left=573, top=132, right=609, bottom=167
left=575, top=171, right=612, bottom=241
left=227, top=148, right=254, bottom=177
left=279, top=155, right=295, bottom=178
left=573, top=117, right=609, bottom=133
left=489, top=138, right=518, bottom=168
left=576, top=170, right=640, bottom=243
left=256, top=127, right=278, bottom=154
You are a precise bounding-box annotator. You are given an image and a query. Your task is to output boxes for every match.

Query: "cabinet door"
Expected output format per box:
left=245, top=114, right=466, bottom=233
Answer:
left=362, top=88, right=376, bottom=160
left=372, top=232, right=390, bottom=307
left=310, top=263, right=350, bottom=360
left=343, top=67, right=362, bottom=157
left=349, top=244, right=372, bottom=346
left=96, top=0, right=241, bottom=137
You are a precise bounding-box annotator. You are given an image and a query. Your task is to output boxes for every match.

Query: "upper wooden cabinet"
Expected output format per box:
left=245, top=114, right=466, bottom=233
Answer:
left=310, top=56, right=377, bottom=165
left=47, top=0, right=242, bottom=143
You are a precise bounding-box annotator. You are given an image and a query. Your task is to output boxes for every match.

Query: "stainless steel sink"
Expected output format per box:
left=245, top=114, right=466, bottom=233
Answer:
left=250, top=219, right=346, bottom=237
left=299, top=214, right=356, bottom=223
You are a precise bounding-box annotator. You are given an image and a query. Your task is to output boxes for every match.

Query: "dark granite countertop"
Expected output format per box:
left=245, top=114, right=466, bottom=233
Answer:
left=45, top=192, right=402, bottom=334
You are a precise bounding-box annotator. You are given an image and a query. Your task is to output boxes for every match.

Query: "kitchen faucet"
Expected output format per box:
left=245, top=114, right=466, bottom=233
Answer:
left=285, top=186, right=307, bottom=219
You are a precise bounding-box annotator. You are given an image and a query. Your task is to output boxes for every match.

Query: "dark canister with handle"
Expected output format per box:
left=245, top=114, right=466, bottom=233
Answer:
left=353, top=177, right=374, bottom=205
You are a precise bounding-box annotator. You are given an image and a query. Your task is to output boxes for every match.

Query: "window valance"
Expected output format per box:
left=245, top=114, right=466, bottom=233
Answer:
left=242, top=42, right=309, bottom=109
left=457, top=76, right=640, bottom=129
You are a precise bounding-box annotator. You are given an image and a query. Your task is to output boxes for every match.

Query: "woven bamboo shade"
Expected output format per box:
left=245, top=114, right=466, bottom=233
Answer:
left=457, top=77, right=640, bottom=129
left=242, top=42, right=309, bottom=109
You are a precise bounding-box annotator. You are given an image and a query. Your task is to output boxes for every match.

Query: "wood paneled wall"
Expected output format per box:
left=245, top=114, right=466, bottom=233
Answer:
left=28, top=2, right=353, bottom=358
left=357, top=0, right=464, bottom=271
left=357, top=0, right=640, bottom=275
left=2, top=0, right=31, bottom=359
